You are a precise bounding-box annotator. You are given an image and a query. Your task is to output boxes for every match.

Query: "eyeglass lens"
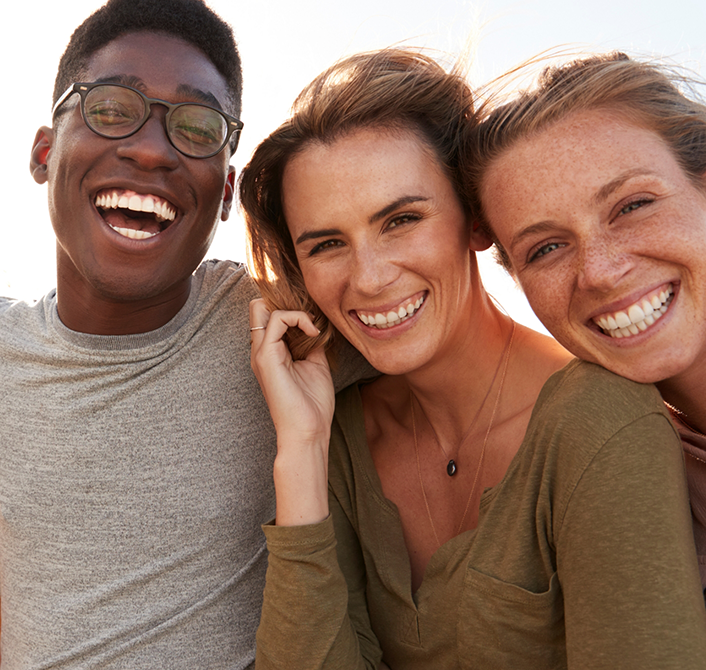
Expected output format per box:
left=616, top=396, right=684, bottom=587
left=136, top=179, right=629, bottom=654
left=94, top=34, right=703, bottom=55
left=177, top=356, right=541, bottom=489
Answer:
left=83, top=85, right=229, bottom=158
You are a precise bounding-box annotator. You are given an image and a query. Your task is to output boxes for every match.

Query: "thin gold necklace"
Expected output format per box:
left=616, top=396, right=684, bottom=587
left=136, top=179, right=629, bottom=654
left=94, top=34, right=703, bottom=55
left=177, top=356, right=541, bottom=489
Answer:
left=411, top=321, right=515, bottom=548
left=666, top=402, right=706, bottom=438
left=411, top=333, right=508, bottom=477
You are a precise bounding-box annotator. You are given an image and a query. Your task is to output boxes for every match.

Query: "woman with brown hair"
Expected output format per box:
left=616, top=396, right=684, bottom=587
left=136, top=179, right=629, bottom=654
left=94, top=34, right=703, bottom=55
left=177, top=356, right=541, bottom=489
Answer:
left=240, top=48, right=706, bottom=669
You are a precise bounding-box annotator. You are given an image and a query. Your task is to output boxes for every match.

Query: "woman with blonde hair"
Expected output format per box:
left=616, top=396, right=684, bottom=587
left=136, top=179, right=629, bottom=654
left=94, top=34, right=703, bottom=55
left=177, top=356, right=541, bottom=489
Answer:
left=474, top=51, right=706, bottom=594
left=241, top=48, right=706, bottom=669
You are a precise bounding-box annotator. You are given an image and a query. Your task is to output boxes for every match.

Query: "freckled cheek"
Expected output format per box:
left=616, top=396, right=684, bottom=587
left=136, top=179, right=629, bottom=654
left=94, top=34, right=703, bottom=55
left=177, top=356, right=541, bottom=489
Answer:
left=522, top=277, right=573, bottom=329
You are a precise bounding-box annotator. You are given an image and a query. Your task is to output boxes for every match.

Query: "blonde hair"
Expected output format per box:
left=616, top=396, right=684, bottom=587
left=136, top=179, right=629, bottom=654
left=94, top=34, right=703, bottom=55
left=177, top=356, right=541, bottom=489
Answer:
left=239, top=48, right=475, bottom=360
left=469, top=52, right=706, bottom=271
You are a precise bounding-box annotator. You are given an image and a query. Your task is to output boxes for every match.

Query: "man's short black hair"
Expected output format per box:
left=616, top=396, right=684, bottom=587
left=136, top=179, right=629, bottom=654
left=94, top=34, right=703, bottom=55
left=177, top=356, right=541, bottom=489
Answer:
left=54, top=0, right=242, bottom=117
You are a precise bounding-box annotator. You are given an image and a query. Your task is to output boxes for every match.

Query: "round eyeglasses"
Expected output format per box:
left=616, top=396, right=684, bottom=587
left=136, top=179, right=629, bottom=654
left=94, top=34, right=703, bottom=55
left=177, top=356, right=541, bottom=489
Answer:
left=52, top=82, right=244, bottom=159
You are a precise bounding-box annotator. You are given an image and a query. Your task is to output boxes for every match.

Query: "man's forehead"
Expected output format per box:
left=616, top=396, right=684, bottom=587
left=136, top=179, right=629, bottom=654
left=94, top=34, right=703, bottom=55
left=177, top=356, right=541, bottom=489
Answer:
left=85, top=31, right=228, bottom=104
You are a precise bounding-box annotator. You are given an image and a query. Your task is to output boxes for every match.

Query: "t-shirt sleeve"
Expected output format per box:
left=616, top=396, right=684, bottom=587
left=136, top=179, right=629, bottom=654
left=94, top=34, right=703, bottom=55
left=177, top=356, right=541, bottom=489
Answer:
left=256, top=511, right=383, bottom=670
left=0, top=296, right=17, bottom=315
left=329, top=339, right=378, bottom=393
left=556, top=412, right=706, bottom=669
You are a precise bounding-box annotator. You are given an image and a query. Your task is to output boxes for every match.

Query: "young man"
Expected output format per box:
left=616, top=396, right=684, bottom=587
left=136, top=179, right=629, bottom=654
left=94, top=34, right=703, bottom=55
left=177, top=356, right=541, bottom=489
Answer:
left=1, top=0, right=366, bottom=666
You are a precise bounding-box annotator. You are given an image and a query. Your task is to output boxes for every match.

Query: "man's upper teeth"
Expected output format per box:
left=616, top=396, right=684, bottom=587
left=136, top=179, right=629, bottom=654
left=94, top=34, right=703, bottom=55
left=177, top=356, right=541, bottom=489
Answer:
left=358, top=296, right=425, bottom=328
left=95, top=191, right=176, bottom=222
left=594, top=284, right=673, bottom=338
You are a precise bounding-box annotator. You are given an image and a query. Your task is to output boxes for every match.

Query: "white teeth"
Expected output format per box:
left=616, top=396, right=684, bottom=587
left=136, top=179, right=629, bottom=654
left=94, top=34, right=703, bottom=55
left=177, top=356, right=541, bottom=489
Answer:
left=615, top=311, right=631, bottom=328
left=594, top=284, right=673, bottom=339
left=358, top=295, right=426, bottom=329
left=627, top=304, right=645, bottom=323
left=109, top=225, right=157, bottom=240
left=94, top=190, right=177, bottom=223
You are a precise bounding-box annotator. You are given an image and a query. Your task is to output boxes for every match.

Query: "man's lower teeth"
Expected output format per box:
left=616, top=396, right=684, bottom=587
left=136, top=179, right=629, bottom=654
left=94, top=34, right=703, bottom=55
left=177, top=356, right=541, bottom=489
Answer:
left=111, top=225, right=156, bottom=239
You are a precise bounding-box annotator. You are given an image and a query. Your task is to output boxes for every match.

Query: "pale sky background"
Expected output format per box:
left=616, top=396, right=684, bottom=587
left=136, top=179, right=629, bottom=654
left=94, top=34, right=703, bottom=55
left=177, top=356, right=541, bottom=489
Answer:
left=3, top=0, right=705, bottom=332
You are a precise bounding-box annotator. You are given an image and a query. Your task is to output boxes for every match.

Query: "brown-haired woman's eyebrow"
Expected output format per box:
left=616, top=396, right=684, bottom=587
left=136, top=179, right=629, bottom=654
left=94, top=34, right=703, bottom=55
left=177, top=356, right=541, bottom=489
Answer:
left=369, top=196, right=430, bottom=224
left=295, top=228, right=342, bottom=245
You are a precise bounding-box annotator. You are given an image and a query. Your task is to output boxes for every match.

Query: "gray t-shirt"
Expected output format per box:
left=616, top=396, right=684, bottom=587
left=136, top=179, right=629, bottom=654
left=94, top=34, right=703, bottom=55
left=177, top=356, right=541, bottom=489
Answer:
left=0, top=260, right=273, bottom=668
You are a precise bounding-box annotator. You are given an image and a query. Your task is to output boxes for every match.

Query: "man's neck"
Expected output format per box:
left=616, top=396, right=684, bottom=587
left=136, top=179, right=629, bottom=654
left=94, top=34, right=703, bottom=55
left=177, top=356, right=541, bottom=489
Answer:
left=55, top=275, right=193, bottom=335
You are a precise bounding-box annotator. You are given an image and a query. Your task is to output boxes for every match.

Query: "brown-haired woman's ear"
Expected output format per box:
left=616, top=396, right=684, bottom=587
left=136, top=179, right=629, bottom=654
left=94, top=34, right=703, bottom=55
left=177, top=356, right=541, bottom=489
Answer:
left=469, top=219, right=494, bottom=252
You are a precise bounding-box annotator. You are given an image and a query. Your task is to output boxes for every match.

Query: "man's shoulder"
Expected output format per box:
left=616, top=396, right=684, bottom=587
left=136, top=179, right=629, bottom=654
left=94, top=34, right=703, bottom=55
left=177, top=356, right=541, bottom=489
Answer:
left=0, top=295, right=14, bottom=315
left=187, top=260, right=260, bottom=342
left=0, top=293, right=48, bottom=325
left=197, top=259, right=259, bottom=304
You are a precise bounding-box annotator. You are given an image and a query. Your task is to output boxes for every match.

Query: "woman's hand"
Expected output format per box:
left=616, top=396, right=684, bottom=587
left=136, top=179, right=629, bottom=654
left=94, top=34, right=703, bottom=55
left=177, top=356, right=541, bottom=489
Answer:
left=250, top=299, right=335, bottom=526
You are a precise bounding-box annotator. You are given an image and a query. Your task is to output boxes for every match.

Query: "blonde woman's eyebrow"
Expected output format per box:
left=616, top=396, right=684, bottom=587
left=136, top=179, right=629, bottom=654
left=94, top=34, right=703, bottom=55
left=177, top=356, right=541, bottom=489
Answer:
left=509, top=221, right=555, bottom=255
left=592, top=169, right=658, bottom=205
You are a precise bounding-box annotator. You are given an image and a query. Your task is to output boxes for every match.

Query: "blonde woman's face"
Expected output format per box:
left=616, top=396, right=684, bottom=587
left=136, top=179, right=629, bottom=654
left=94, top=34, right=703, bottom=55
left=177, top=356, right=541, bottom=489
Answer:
left=482, top=108, right=706, bottom=384
left=281, top=126, right=487, bottom=376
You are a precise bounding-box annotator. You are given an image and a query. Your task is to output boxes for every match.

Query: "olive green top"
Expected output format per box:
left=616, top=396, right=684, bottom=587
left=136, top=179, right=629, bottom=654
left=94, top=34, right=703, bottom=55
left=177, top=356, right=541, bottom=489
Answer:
left=258, top=360, right=706, bottom=669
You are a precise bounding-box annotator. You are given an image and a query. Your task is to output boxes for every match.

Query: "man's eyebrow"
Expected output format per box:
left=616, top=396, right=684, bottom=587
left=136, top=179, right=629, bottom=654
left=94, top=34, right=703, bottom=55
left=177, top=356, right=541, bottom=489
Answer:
left=175, top=84, right=223, bottom=109
left=369, top=196, right=429, bottom=224
left=93, top=77, right=223, bottom=109
left=95, top=74, right=145, bottom=88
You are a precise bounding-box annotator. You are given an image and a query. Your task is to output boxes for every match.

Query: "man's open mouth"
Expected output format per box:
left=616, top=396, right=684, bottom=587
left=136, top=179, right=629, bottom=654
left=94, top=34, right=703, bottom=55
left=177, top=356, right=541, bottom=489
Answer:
left=95, top=189, right=177, bottom=240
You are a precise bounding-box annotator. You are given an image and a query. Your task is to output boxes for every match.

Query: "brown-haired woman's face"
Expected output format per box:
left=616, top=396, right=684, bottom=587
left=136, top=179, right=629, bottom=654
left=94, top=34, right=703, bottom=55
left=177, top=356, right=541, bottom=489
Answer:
left=280, top=126, right=488, bottom=375
left=481, top=108, right=706, bottom=383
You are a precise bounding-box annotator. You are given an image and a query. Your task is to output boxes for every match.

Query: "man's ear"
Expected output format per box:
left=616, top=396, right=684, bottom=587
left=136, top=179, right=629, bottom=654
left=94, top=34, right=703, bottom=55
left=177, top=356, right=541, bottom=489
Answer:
left=30, top=126, right=54, bottom=184
left=220, top=165, right=236, bottom=221
left=469, top=219, right=494, bottom=252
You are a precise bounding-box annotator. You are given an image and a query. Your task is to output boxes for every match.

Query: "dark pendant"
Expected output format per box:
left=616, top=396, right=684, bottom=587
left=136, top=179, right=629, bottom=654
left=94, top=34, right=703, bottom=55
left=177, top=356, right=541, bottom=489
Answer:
left=447, top=459, right=457, bottom=477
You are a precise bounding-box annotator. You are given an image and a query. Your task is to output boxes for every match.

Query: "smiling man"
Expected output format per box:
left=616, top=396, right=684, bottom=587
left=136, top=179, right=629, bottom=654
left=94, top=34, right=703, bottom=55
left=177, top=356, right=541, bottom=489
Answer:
left=0, top=1, right=275, bottom=667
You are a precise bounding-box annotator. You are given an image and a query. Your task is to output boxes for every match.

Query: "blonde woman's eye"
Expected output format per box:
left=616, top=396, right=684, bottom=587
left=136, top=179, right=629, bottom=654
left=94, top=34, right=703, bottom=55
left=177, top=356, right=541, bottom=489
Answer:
left=618, top=199, right=652, bottom=217
left=528, top=242, right=563, bottom=263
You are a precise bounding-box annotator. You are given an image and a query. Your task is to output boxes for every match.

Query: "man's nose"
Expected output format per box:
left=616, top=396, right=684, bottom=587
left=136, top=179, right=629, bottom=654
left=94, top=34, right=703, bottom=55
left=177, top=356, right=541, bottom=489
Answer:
left=115, top=106, right=180, bottom=170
